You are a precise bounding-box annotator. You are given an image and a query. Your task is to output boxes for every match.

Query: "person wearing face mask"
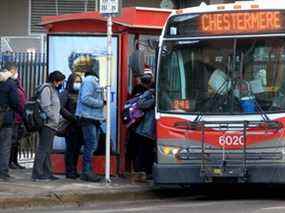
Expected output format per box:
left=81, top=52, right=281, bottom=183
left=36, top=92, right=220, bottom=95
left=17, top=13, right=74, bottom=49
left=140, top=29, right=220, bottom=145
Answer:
left=0, top=64, right=19, bottom=181
left=76, top=60, right=104, bottom=182
left=3, top=62, right=27, bottom=170
left=32, top=70, right=65, bottom=181
left=60, top=73, right=83, bottom=179
left=133, top=68, right=156, bottom=181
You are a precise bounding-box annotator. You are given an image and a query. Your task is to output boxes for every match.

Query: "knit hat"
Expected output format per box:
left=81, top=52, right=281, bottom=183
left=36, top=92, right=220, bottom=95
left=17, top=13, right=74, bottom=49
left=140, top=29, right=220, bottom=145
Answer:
left=141, top=67, right=153, bottom=85
left=143, top=68, right=153, bottom=76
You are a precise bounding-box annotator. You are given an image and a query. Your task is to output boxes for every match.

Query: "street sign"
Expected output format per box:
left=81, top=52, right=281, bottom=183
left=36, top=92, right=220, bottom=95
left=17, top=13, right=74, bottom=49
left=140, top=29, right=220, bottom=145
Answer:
left=100, top=0, right=119, bottom=14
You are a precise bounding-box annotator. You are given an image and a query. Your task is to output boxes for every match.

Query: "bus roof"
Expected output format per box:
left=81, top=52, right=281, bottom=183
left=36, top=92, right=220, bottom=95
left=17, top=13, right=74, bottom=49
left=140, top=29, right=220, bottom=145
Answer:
left=163, top=0, right=285, bottom=39
left=173, top=0, right=285, bottom=16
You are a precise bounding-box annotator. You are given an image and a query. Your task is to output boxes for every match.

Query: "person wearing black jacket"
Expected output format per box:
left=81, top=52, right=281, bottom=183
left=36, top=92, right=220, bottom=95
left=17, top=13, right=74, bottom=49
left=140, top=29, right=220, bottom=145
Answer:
left=126, top=75, right=148, bottom=175
left=134, top=71, right=156, bottom=179
left=126, top=69, right=156, bottom=181
left=0, top=68, right=19, bottom=181
left=60, top=73, right=83, bottom=179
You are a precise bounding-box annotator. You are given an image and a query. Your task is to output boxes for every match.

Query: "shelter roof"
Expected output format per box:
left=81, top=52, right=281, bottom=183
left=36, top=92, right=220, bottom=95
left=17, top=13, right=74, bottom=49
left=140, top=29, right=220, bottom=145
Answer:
left=41, top=7, right=173, bottom=30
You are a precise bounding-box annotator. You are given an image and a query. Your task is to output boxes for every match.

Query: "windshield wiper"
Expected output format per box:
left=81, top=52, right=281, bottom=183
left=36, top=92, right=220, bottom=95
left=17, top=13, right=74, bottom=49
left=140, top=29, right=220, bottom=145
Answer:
left=253, top=98, right=270, bottom=121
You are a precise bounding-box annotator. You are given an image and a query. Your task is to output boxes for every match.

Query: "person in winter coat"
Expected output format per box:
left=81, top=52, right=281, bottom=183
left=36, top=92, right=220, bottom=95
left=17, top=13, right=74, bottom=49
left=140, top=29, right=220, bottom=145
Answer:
left=76, top=62, right=104, bottom=182
left=0, top=67, right=19, bottom=181
left=125, top=73, right=148, bottom=178
left=134, top=69, right=156, bottom=179
left=60, top=73, right=83, bottom=179
left=3, top=62, right=27, bottom=170
left=32, top=71, right=65, bottom=181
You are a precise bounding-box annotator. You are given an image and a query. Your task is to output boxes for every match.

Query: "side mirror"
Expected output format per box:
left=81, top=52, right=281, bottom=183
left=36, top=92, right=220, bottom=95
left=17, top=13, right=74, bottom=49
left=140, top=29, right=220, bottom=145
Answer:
left=129, top=50, right=145, bottom=76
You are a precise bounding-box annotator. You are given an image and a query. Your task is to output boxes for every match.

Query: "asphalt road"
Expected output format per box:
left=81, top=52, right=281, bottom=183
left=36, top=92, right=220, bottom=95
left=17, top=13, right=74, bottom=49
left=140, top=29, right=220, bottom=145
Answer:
left=4, top=184, right=285, bottom=213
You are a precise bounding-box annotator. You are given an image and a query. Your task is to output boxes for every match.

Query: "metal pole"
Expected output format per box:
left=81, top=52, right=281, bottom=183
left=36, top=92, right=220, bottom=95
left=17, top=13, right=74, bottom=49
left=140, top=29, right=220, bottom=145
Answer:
left=84, top=0, right=88, bottom=12
left=105, top=15, right=112, bottom=184
left=55, top=0, right=59, bottom=15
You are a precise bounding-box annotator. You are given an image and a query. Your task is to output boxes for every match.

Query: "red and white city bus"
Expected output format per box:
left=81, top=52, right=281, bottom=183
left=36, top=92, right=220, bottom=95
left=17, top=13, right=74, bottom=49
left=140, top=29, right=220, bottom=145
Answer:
left=154, top=0, right=285, bottom=184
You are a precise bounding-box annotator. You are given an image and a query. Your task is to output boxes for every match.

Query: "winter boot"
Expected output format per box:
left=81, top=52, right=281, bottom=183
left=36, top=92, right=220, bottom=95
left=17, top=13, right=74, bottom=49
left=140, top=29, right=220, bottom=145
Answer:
left=9, top=146, right=17, bottom=169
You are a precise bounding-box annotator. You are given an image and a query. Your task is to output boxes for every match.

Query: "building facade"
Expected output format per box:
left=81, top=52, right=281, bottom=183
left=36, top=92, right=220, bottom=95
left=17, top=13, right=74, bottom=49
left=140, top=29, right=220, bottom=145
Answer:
left=0, top=0, right=162, bottom=52
left=0, top=0, right=250, bottom=52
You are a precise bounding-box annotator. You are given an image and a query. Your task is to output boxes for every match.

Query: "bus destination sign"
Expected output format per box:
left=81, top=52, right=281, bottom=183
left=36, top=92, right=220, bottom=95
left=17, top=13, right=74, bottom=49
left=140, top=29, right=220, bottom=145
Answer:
left=167, top=10, right=285, bottom=37
left=201, top=11, right=282, bottom=34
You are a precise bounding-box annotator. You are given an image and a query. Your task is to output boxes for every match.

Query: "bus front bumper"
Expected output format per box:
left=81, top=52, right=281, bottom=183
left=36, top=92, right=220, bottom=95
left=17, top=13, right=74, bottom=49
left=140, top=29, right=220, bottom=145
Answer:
left=153, top=163, right=285, bottom=184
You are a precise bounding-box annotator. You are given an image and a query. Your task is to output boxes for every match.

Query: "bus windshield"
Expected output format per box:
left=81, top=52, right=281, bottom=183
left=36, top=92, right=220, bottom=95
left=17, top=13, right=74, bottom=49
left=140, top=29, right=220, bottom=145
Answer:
left=157, top=37, right=285, bottom=114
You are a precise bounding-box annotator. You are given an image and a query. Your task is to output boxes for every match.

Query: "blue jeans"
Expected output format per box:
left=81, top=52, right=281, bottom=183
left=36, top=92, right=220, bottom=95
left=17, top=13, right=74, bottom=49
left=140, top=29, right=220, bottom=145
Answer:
left=82, top=123, right=99, bottom=172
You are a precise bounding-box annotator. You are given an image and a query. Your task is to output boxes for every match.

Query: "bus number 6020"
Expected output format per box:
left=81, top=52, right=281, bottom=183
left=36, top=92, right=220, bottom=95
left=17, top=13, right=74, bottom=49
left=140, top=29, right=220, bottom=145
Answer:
left=218, top=135, right=244, bottom=146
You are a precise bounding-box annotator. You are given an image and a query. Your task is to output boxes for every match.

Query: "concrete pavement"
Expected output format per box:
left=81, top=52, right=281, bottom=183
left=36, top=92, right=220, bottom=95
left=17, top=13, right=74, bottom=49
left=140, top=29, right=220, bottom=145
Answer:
left=0, top=169, right=159, bottom=210
left=4, top=166, right=285, bottom=211
left=3, top=181, right=285, bottom=213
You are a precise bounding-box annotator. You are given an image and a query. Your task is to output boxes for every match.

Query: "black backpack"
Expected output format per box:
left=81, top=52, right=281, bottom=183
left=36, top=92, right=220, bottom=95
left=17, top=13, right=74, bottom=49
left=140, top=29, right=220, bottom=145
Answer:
left=23, top=85, right=52, bottom=132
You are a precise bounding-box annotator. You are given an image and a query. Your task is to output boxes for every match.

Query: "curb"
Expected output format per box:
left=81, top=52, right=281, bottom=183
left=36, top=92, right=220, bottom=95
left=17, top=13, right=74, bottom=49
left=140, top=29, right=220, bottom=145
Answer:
left=0, top=187, right=160, bottom=209
left=0, top=186, right=194, bottom=209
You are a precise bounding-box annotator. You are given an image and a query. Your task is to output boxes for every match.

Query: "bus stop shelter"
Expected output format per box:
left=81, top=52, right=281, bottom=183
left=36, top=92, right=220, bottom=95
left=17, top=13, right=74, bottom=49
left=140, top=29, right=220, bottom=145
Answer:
left=40, top=7, right=172, bottom=175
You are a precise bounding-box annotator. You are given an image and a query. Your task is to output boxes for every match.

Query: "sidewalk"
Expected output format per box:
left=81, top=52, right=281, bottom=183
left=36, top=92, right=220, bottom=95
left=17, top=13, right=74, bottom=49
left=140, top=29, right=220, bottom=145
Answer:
left=0, top=168, right=159, bottom=210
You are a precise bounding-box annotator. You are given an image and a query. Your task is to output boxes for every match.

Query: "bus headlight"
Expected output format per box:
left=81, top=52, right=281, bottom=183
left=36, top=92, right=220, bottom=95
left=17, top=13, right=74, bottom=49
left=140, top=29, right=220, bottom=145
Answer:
left=178, top=148, right=189, bottom=160
left=160, top=146, right=179, bottom=157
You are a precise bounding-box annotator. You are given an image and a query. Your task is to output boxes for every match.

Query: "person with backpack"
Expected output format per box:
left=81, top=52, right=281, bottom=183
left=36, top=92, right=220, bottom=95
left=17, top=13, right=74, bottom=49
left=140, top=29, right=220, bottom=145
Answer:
left=133, top=69, right=156, bottom=181
left=60, top=73, right=83, bottom=179
left=2, top=62, right=27, bottom=170
left=124, top=72, right=147, bottom=180
left=32, top=71, right=65, bottom=181
left=76, top=61, right=104, bottom=182
left=0, top=67, right=19, bottom=180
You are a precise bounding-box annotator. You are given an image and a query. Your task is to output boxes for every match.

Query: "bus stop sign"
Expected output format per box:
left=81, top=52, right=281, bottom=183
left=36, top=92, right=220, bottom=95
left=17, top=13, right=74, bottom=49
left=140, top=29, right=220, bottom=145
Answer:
left=100, top=0, right=119, bottom=14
